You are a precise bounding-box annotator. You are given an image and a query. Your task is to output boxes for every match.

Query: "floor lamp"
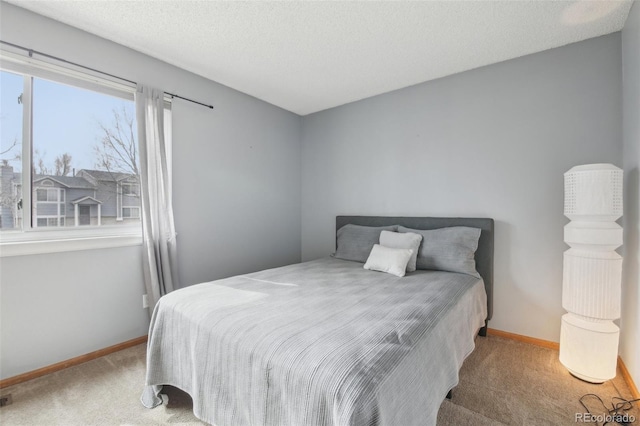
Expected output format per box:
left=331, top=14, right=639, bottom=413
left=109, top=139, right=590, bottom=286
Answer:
left=560, top=163, right=623, bottom=383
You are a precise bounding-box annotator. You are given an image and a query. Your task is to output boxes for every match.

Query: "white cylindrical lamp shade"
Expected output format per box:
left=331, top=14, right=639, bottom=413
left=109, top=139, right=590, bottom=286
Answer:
left=562, top=249, right=622, bottom=319
left=564, top=221, right=622, bottom=251
left=564, top=164, right=623, bottom=222
left=560, top=313, right=619, bottom=383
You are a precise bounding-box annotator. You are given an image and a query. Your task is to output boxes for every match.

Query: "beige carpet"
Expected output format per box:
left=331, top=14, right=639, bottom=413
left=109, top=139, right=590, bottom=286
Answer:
left=0, top=335, right=637, bottom=425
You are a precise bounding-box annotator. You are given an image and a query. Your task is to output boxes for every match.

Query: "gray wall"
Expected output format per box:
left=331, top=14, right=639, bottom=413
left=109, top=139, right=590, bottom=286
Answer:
left=0, top=3, right=301, bottom=379
left=0, top=247, right=148, bottom=378
left=301, top=34, right=623, bottom=343
left=622, top=1, right=640, bottom=388
left=172, top=90, right=302, bottom=285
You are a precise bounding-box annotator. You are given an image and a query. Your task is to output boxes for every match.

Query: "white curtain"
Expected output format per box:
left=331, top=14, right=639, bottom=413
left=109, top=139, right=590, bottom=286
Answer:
left=136, top=84, right=178, bottom=309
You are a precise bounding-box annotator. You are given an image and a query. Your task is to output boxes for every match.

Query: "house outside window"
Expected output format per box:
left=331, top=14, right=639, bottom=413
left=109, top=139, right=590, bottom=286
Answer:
left=0, top=60, right=142, bottom=233
left=0, top=50, right=171, bottom=256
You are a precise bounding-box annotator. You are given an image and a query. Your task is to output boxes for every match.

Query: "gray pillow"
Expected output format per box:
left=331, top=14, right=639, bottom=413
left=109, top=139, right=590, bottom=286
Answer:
left=397, top=226, right=481, bottom=278
left=379, top=230, right=422, bottom=273
left=334, top=224, right=398, bottom=263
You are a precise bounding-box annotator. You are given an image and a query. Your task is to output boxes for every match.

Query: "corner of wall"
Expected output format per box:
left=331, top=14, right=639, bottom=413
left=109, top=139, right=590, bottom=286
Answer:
left=621, top=0, right=640, bottom=390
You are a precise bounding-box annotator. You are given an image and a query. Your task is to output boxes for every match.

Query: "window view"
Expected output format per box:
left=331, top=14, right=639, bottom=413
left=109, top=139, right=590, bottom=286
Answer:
left=0, top=70, right=140, bottom=231
left=0, top=71, right=23, bottom=230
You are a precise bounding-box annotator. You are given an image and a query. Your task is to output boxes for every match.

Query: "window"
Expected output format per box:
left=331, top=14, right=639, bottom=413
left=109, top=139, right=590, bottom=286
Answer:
left=37, top=217, right=64, bottom=227
left=122, top=182, right=140, bottom=196
left=122, top=207, right=140, bottom=219
left=0, top=51, right=172, bottom=255
left=0, top=63, right=141, bottom=235
left=36, top=187, right=63, bottom=202
left=34, top=187, right=65, bottom=227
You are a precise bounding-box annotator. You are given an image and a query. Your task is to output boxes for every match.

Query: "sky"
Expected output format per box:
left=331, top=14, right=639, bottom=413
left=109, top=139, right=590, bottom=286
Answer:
left=0, top=70, right=135, bottom=174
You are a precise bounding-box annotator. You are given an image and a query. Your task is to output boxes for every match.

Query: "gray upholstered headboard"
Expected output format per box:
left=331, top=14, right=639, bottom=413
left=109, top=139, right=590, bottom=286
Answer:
left=336, top=216, right=494, bottom=321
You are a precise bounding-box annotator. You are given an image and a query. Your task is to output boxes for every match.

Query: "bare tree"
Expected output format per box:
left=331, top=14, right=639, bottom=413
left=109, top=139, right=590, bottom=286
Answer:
left=0, top=189, right=19, bottom=211
left=0, top=138, right=19, bottom=157
left=34, top=149, right=51, bottom=175
left=0, top=99, right=22, bottom=217
left=92, top=106, right=140, bottom=209
left=94, top=106, right=138, bottom=176
left=0, top=159, right=21, bottom=226
left=1, top=93, right=23, bottom=165
left=31, top=150, right=73, bottom=176
left=0, top=137, right=21, bottom=172
left=54, top=153, right=72, bottom=176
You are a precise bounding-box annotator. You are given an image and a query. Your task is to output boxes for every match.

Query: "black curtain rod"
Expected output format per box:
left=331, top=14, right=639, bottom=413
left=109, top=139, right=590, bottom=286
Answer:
left=0, top=40, right=214, bottom=110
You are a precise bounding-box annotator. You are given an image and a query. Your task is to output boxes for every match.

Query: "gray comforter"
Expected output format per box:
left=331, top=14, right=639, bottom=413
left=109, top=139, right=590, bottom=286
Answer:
left=142, top=257, right=487, bottom=426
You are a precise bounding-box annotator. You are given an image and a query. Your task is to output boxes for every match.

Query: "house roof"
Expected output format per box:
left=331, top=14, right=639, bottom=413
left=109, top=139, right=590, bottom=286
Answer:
left=77, top=169, right=137, bottom=182
left=71, top=196, right=102, bottom=205
left=7, top=169, right=135, bottom=187
left=33, top=175, right=96, bottom=189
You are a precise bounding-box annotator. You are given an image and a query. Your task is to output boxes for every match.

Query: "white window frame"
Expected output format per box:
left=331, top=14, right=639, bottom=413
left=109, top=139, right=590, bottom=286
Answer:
left=0, top=49, right=172, bottom=257
left=34, top=187, right=66, bottom=227
left=36, top=217, right=65, bottom=228
left=121, top=182, right=140, bottom=197
left=36, top=186, right=63, bottom=202
left=116, top=180, right=142, bottom=221
left=121, top=206, right=141, bottom=219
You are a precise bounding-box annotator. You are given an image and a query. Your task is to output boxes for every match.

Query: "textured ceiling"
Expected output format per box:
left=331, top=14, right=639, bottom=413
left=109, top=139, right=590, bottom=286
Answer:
left=4, top=0, right=634, bottom=115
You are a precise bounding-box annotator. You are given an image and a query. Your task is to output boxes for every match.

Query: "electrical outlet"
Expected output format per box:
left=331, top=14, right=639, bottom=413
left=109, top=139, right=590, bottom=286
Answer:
left=142, top=294, right=149, bottom=309
left=0, top=394, right=13, bottom=407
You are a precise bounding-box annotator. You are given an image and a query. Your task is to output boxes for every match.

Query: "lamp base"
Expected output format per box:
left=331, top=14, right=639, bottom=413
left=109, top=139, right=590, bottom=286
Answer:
left=559, top=313, right=619, bottom=383
left=566, top=369, right=606, bottom=384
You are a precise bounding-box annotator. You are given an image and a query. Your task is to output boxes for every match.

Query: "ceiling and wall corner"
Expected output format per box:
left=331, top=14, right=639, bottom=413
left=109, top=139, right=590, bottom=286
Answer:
left=3, top=0, right=634, bottom=115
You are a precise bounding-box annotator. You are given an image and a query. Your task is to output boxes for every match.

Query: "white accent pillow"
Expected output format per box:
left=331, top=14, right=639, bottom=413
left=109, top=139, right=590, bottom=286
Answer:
left=379, top=230, right=422, bottom=272
left=363, top=244, right=414, bottom=277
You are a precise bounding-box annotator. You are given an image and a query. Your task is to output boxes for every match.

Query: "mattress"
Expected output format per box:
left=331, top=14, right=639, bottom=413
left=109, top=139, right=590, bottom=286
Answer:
left=142, top=257, right=487, bottom=426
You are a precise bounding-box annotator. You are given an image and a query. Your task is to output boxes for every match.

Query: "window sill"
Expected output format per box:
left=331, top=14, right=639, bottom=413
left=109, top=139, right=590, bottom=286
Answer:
left=0, top=232, right=143, bottom=257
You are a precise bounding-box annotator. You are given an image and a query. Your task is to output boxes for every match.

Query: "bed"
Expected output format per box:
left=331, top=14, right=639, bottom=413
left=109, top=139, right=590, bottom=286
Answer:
left=142, top=216, right=494, bottom=426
